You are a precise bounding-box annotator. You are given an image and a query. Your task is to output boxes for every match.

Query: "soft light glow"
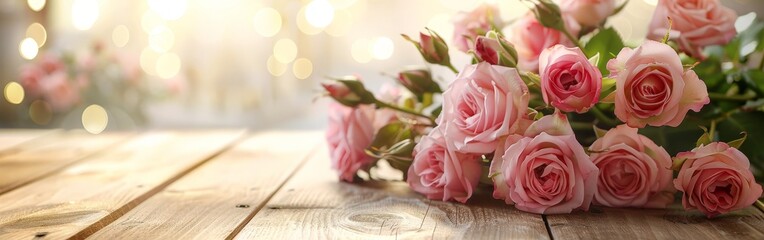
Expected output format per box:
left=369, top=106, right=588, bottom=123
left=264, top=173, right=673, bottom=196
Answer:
left=273, top=39, right=298, bottom=63
left=427, top=13, right=454, bottom=45
left=140, top=47, right=161, bottom=76
left=142, top=11, right=166, bottom=33
left=328, top=0, right=357, bottom=9
left=296, top=7, right=322, bottom=35
left=72, top=0, right=99, bottom=31
left=253, top=8, right=282, bottom=37
left=149, top=26, right=175, bottom=53
left=25, top=23, right=47, bottom=47
left=292, top=58, right=313, bottom=80
left=736, top=12, right=757, bottom=33
left=351, top=38, right=372, bottom=63
left=156, top=52, right=182, bottom=79
left=19, top=38, right=39, bottom=60
left=371, top=37, right=394, bottom=60
left=29, top=100, right=52, bottom=125
left=267, top=55, right=287, bottom=76
left=305, top=0, right=335, bottom=28
left=112, top=25, right=130, bottom=47
left=642, top=0, right=658, bottom=6
left=148, top=0, right=187, bottom=20
left=4, top=82, right=25, bottom=104
left=742, top=41, right=758, bottom=57
left=325, top=9, right=351, bottom=37
left=82, top=104, right=108, bottom=134
left=28, top=0, right=46, bottom=11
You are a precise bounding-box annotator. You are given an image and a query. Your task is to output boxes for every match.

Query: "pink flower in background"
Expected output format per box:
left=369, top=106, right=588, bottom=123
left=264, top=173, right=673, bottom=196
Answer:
left=452, top=3, right=503, bottom=53
left=440, top=62, right=530, bottom=154
left=539, top=45, right=602, bottom=113
left=674, top=142, right=763, bottom=218
left=491, top=113, right=598, bottom=214
left=373, top=84, right=402, bottom=130
left=408, top=126, right=481, bottom=203
left=647, top=0, right=738, bottom=58
left=326, top=102, right=376, bottom=182
left=508, top=13, right=581, bottom=72
left=41, top=71, right=81, bottom=112
left=607, top=40, right=709, bottom=127
left=559, top=0, right=616, bottom=27
left=589, top=125, right=675, bottom=208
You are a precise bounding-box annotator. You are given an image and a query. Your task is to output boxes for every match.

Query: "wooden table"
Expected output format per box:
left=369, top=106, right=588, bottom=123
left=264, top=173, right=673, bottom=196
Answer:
left=1, top=129, right=763, bottom=239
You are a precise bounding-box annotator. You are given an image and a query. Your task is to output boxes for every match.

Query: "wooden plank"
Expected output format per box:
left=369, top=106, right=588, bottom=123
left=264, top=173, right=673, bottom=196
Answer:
left=234, top=144, right=550, bottom=239
left=0, top=129, right=58, bottom=151
left=0, top=130, right=131, bottom=195
left=0, top=130, right=246, bottom=240
left=546, top=204, right=764, bottom=239
left=87, top=131, right=323, bottom=240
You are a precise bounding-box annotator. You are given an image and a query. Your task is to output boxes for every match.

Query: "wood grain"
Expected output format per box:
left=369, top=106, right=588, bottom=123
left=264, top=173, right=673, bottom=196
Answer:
left=546, top=204, right=764, bottom=240
left=234, top=144, right=550, bottom=239
left=0, top=130, right=246, bottom=240
left=87, top=131, right=322, bottom=240
left=0, top=129, right=57, bottom=151
left=0, top=130, right=131, bottom=195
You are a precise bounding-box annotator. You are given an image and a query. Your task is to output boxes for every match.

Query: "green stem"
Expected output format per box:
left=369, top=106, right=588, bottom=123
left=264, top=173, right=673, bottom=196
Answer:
left=708, top=92, right=755, bottom=101
left=445, top=63, right=459, bottom=74
left=570, top=121, right=594, bottom=131
left=375, top=100, right=436, bottom=125
left=709, top=119, right=717, bottom=141
left=759, top=55, right=764, bottom=71
left=589, top=106, right=618, bottom=126
left=562, top=28, right=585, bottom=50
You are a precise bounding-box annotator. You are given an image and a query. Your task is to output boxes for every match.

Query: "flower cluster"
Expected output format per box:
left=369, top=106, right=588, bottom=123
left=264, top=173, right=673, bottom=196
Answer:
left=324, top=0, right=764, bottom=218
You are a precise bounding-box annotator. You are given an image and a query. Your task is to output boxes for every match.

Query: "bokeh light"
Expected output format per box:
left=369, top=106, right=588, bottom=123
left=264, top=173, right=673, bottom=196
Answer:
left=141, top=10, right=166, bottom=33
left=27, top=0, right=46, bottom=11
left=82, top=104, right=109, bottom=134
left=253, top=8, right=282, bottom=37
left=273, top=39, right=298, bottom=63
left=19, top=38, right=39, bottom=60
left=148, top=0, right=187, bottom=20
left=267, top=55, right=287, bottom=77
left=371, top=37, right=394, bottom=60
left=149, top=25, right=175, bottom=53
left=140, top=47, right=161, bottom=76
left=112, top=25, right=130, bottom=47
left=29, top=100, right=52, bottom=125
left=297, top=7, right=322, bottom=35
left=72, top=0, right=100, bottom=31
left=26, top=23, right=47, bottom=48
left=325, top=9, right=351, bottom=37
left=292, top=58, right=314, bottom=80
left=305, top=0, right=335, bottom=28
left=351, top=38, right=372, bottom=63
left=4, top=82, right=25, bottom=105
left=156, top=52, right=182, bottom=79
left=642, top=0, right=658, bottom=6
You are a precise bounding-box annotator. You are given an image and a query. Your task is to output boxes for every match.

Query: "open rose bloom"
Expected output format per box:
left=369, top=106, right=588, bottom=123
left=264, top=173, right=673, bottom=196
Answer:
left=648, top=0, right=737, bottom=58
left=539, top=45, right=602, bottom=113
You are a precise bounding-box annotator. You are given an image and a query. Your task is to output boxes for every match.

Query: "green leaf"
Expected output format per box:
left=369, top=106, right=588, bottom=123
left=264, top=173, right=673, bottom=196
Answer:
left=694, top=57, right=724, bottom=90
left=717, top=112, right=764, bottom=180
left=696, top=126, right=712, bottom=147
left=727, top=132, right=748, bottom=149
left=369, top=122, right=413, bottom=154
left=742, top=69, right=764, bottom=96
left=584, top=28, right=625, bottom=76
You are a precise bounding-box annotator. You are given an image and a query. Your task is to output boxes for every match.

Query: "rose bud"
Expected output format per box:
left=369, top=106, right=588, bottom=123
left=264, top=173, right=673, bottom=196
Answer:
left=539, top=44, right=602, bottom=113
left=529, top=0, right=566, bottom=32
left=559, top=0, right=616, bottom=27
left=407, top=126, right=482, bottom=203
left=648, top=0, right=737, bottom=58
left=326, top=102, right=376, bottom=182
left=607, top=40, right=709, bottom=127
left=475, top=31, right=519, bottom=68
left=321, top=77, right=377, bottom=107
left=674, top=142, right=763, bottom=218
left=508, top=12, right=580, bottom=72
left=402, top=29, right=451, bottom=67
left=397, top=68, right=441, bottom=97
left=452, top=3, right=503, bottom=53
left=589, top=125, right=675, bottom=208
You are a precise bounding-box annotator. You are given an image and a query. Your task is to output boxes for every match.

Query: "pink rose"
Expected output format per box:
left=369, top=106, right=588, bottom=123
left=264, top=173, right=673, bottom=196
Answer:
left=674, top=142, right=763, bottom=218
left=452, top=4, right=503, bottom=53
left=40, top=71, right=81, bottom=112
left=508, top=13, right=581, bottom=72
left=407, top=126, right=481, bottom=203
left=648, top=0, right=737, bottom=58
left=326, top=102, right=376, bottom=182
left=539, top=44, right=602, bottom=113
left=589, top=125, right=675, bottom=208
left=440, top=62, right=530, bottom=154
left=490, top=113, right=599, bottom=214
left=373, top=84, right=402, bottom=130
left=607, top=40, right=709, bottom=127
left=559, top=0, right=616, bottom=27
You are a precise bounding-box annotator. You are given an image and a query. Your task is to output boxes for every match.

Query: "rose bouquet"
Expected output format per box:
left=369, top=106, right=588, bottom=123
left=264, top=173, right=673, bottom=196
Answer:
left=15, top=42, right=182, bottom=127
left=322, top=0, right=764, bottom=217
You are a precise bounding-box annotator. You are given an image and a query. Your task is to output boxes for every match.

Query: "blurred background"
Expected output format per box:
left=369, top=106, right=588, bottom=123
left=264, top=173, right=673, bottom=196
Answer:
left=0, top=0, right=761, bottom=133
